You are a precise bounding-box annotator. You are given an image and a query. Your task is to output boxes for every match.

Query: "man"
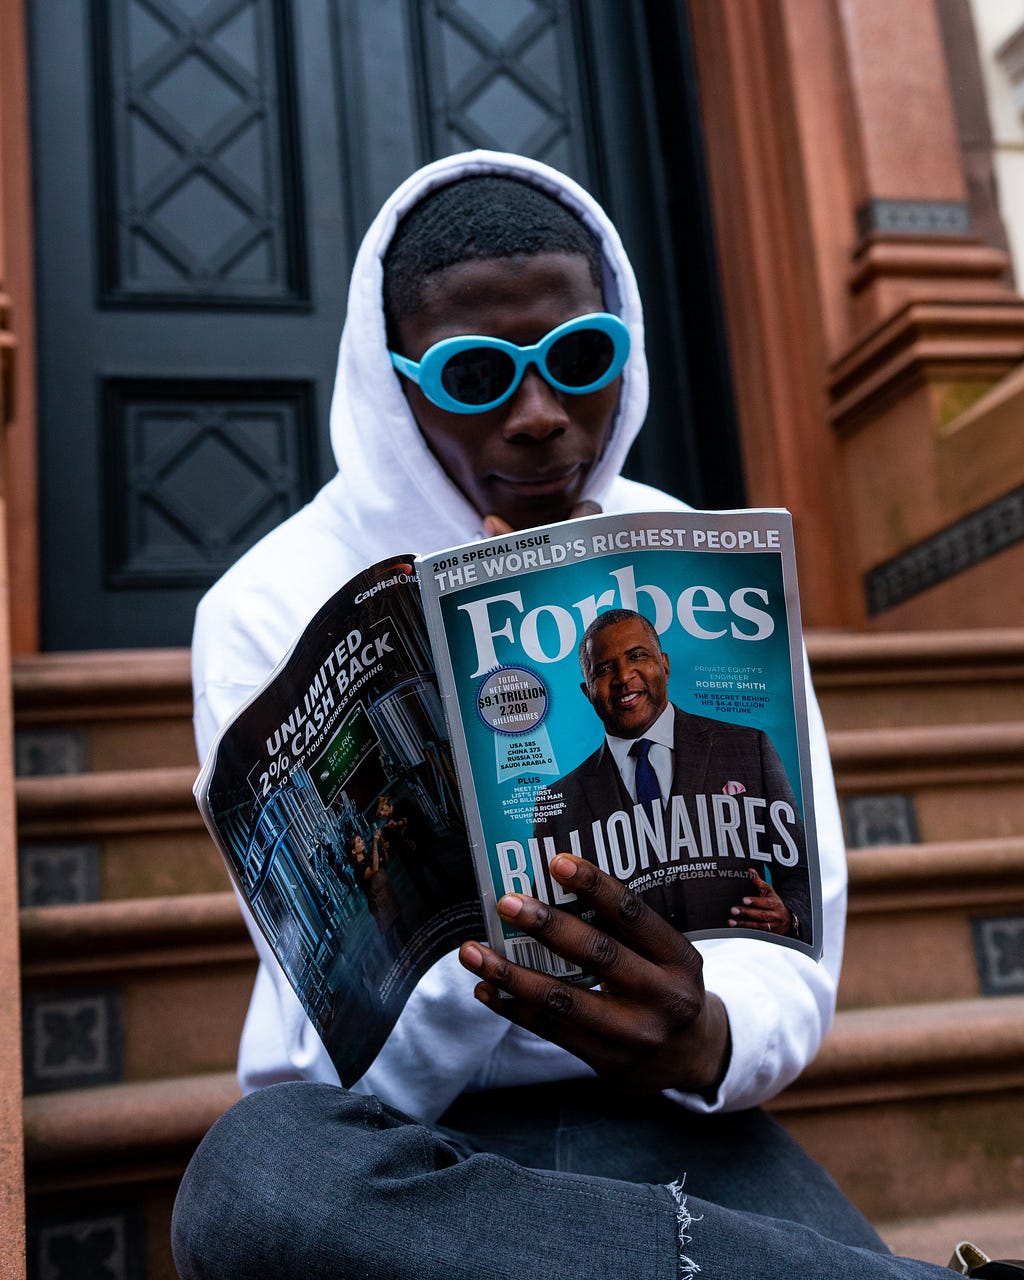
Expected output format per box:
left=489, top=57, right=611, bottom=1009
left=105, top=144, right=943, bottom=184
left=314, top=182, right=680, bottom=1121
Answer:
left=534, top=608, right=812, bottom=940
left=175, top=152, right=984, bottom=1279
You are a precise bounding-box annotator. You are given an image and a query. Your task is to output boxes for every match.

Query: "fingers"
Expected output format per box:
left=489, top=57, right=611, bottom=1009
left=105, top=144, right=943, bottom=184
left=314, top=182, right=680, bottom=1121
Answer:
left=458, top=926, right=727, bottom=1092
left=729, top=919, right=781, bottom=934
left=453, top=855, right=699, bottom=1026
left=456, top=857, right=704, bottom=1039
left=730, top=894, right=777, bottom=921
left=728, top=888, right=790, bottom=934
left=493, top=888, right=656, bottom=999
left=746, top=867, right=771, bottom=893
left=482, top=501, right=602, bottom=538
left=546, top=855, right=699, bottom=970
left=459, top=935, right=604, bottom=1055
left=455, top=854, right=736, bottom=1092
left=457, top=934, right=698, bottom=1082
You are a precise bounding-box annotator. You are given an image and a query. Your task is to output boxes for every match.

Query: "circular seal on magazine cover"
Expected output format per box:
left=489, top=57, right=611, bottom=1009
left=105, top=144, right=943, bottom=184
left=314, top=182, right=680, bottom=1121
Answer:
left=475, top=666, right=549, bottom=736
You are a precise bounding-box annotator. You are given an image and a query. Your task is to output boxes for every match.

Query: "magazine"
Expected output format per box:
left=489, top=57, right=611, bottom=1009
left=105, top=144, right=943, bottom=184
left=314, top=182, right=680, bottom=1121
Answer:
left=195, top=509, right=822, bottom=1085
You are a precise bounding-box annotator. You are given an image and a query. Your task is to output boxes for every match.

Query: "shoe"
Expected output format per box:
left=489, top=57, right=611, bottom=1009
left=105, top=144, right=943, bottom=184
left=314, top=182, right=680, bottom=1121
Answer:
left=949, top=1242, right=1024, bottom=1277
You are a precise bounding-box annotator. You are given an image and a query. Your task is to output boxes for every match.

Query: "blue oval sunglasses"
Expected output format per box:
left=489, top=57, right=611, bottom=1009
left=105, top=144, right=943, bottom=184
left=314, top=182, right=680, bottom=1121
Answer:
left=389, top=312, right=631, bottom=415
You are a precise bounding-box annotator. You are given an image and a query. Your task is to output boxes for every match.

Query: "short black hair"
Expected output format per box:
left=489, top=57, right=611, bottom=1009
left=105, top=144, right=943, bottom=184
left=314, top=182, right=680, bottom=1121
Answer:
left=578, top=608, right=661, bottom=681
left=383, top=175, right=603, bottom=339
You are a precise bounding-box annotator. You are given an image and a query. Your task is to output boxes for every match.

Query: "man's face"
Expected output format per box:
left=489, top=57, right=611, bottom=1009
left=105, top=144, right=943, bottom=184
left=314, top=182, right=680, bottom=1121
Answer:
left=581, top=617, right=670, bottom=739
left=393, top=252, right=619, bottom=531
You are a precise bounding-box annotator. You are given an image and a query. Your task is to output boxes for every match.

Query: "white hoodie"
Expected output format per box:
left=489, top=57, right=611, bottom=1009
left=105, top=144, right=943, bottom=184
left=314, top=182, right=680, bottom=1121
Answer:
left=192, top=150, right=847, bottom=1123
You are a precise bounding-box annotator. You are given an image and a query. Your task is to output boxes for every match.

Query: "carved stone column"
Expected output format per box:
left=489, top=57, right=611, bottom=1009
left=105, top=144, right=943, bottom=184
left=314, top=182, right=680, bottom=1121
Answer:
left=690, top=0, right=1024, bottom=630
left=828, top=0, right=1024, bottom=628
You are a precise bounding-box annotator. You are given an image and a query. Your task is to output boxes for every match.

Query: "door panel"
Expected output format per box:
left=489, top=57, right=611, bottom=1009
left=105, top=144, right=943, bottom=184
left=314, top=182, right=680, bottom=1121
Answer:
left=30, top=0, right=741, bottom=649
left=93, top=0, right=308, bottom=307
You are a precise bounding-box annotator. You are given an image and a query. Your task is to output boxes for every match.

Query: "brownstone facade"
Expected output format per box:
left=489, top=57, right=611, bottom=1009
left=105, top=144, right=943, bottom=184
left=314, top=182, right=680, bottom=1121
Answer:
left=690, top=0, right=1024, bottom=630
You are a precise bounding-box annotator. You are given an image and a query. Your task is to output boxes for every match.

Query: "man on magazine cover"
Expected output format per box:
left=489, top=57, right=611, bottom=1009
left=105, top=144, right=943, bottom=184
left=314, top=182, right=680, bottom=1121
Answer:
left=175, top=153, right=979, bottom=1280
left=533, top=608, right=812, bottom=940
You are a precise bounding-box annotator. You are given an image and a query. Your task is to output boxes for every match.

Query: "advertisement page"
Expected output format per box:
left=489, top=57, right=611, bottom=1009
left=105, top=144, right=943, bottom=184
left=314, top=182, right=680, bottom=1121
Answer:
left=196, top=558, right=482, bottom=1085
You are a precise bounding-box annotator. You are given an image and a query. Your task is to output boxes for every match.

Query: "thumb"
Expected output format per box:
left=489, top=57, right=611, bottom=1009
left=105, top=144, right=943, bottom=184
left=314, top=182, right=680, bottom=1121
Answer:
left=483, top=514, right=515, bottom=537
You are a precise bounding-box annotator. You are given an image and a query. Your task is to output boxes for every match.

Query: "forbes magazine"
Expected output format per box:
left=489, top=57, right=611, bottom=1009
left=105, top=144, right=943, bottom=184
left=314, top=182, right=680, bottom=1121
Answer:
left=418, top=509, right=822, bottom=980
left=197, top=509, right=822, bottom=1085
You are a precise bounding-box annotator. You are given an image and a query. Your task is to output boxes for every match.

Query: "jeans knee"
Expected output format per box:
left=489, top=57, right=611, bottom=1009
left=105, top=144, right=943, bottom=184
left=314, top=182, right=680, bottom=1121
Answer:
left=172, top=1084, right=329, bottom=1278
left=172, top=1092, right=253, bottom=1279
left=172, top=1082, right=420, bottom=1278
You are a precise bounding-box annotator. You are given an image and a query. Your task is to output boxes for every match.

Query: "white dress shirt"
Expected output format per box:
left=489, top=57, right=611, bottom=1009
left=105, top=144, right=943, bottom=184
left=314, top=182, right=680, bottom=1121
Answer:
left=605, top=702, right=675, bottom=804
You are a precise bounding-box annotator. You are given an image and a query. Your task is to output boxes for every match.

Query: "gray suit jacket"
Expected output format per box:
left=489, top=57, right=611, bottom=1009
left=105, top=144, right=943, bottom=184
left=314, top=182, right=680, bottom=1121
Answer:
left=533, top=706, right=812, bottom=940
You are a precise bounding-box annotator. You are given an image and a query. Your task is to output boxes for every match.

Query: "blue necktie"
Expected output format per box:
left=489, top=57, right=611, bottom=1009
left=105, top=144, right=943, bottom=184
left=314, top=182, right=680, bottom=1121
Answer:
left=629, top=738, right=661, bottom=808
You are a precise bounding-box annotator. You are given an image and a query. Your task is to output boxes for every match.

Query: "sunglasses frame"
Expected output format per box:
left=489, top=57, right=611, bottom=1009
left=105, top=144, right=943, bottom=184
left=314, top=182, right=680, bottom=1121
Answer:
left=389, top=311, right=631, bottom=415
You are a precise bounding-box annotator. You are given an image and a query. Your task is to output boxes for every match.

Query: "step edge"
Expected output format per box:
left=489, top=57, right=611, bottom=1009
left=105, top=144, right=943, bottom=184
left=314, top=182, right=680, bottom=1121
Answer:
left=796, top=996, right=1024, bottom=1090
left=23, top=1071, right=241, bottom=1168
left=20, top=891, right=248, bottom=964
left=829, top=722, right=1024, bottom=763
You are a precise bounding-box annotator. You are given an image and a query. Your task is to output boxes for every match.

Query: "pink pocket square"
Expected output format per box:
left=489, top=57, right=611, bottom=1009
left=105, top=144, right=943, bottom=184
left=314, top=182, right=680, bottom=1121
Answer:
left=723, top=780, right=746, bottom=796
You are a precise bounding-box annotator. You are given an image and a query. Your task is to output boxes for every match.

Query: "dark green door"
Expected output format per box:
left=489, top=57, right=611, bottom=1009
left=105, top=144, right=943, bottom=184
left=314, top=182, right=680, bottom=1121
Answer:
left=29, top=0, right=741, bottom=650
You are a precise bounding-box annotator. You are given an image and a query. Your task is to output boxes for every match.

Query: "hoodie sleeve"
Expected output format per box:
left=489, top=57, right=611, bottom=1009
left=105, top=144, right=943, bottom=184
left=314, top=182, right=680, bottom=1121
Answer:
left=665, top=651, right=846, bottom=1112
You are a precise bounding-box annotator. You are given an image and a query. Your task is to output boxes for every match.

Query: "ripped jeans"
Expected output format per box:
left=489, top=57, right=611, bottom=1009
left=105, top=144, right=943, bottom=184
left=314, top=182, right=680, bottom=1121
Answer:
left=171, top=1079, right=957, bottom=1279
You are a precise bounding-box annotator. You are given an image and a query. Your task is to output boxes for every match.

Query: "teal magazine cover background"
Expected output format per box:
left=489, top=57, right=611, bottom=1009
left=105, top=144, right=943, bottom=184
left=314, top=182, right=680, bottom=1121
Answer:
left=421, top=510, right=821, bottom=968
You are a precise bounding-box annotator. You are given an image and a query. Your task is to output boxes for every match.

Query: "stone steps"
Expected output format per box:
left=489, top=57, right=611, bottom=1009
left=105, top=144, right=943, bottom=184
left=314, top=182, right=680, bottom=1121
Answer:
left=807, top=628, right=1024, bottom=730
left=12, top=648, right=195, bottom=773
left=831, top=721, right=1024, bottom=842
left=23, top=1071, right=240, bottom=1194
left=23, top=998, right=1023, bottom=1245
left=24, top=1072, right=240, bottom=1280
left=878, top=1206, right=1024, bottom=1268
left=18, top=834, right=1022, bottom=1083
left=842, top=836, right=1024, bottom=1007
left=20, top=893, right=254, bottom=1089
left=773, top=996, right=1024, bottom=1227
left=14, top=632, right=1024, bottom=1275
left=14, top=629, right=1024, bottom=765
left=15, top=719, right=1024, bottom=907
left=16, top=766, right=228, bottom=900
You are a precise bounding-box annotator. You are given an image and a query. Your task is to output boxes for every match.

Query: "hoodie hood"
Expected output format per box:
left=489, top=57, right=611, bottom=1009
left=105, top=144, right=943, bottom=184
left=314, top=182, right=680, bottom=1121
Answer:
left=318, top=150, right=649, bottom=561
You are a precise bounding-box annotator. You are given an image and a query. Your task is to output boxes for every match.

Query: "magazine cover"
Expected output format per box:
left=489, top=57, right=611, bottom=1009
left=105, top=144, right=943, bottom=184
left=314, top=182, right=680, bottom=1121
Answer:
left=418, top=508, right=822, bottom=979
left=194, top=558, right=483, bottom=1087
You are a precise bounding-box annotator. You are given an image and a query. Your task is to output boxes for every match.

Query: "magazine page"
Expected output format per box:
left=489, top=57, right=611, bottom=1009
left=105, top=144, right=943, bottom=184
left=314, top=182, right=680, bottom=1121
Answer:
left=194, top=557, right=483, bottom=1086
left=417, top=509, right=822, bottom=980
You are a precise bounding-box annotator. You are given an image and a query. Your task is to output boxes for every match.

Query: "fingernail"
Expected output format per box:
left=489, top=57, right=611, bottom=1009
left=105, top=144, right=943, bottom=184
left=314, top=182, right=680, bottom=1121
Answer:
left=727, top=919, right=737, bottom=927
left=461, top=942, right=483, bottom=970
left=730, top=906, right=740, bottom=916
left=742, top=898, right=752, bottom=906
left=551, top=855, right=577, bottom=879
left=498, top=895, right=523, bottom=919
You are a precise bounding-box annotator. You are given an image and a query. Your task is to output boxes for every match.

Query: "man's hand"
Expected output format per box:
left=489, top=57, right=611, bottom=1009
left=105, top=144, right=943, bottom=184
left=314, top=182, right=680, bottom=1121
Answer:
left=483, top=499, right=602, bottom=537
left=727, top=868, right=793, bottom=935
left=458, top=854, right=731, bottom=1096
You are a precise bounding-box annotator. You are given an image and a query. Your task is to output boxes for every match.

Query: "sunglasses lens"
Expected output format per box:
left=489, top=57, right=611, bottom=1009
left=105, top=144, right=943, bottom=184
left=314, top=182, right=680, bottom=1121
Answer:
left=546, top=328, right=616, bottom=388
left=440, top=347, right=516, bottom=406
